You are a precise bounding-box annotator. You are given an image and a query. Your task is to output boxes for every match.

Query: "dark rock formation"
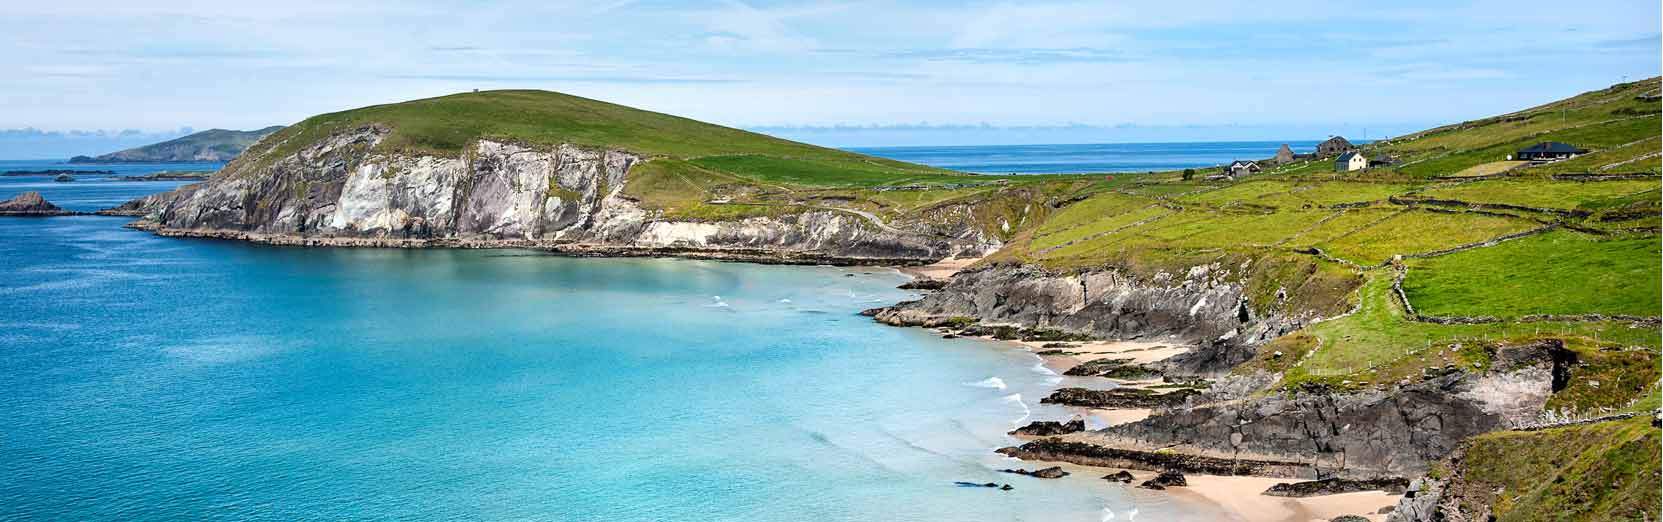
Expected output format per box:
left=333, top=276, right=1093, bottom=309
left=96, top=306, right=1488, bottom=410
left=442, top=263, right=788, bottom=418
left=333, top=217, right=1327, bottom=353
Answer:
left=1329, top=516, right=1369, bottom=522
left=1063, top=358, right=1162, bottom=379
left=1096, top=343, right=1567, bottom=478
left=0, top=192, right=81, bottom=216
left=869, top=262, right=1337, bottom=376
left=897, top=278, right=947, bottom=290
left=1103, top=470, right=1135, bottom=483
left=953, top=481, right=1012, bottom=490
left=1000, top=466, right=1069, bottom=479
left=1138, top=471, right=1187, bottom=490
left=1010, top=416, right=1086, bottom=436
left=1040, top=387, right=1198, bottom=409
left=1263, top=477, right=1410, bottom=497
left=997, top=439, right=1309, bottom=477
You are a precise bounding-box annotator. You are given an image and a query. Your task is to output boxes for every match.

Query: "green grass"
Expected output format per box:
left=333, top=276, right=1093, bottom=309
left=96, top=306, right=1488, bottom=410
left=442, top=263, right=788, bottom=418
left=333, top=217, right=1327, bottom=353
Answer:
left=1281, top=208, right=1400, bottom=249
left=1403, top=230, right=1661, bottom=318
left=1031, top=202, right=1168, bottom=252
left=1455, top=417, right=1660, bottom=522
left=227, top=89, right=965, bottom=188
left=1181, top=180, right=1416, bottom=209
left=1318, top=210, right=1540, bottom=265
left=1417, top=179, right=1659, bottom=210
left=1519, top=136, right=1661, bottom=175
left=1380, top=78, right=1661, bottom=177
left=1284, top=270, right=1658, bottom=383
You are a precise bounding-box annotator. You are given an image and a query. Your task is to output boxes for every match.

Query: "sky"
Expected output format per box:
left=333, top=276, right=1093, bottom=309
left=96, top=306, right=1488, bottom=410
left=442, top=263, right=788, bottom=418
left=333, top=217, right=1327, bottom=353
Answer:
left=0, top=0, right=1657, bottom=155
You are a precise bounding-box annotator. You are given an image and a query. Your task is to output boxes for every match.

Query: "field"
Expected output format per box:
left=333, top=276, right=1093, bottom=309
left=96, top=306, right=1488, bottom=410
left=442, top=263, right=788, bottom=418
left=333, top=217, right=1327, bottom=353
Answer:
left=1403, top=230, right=1661, bottom=318
left=1416, top=178, right=1659, bottom=210
left=1316, top=210, right=1540, bottom=265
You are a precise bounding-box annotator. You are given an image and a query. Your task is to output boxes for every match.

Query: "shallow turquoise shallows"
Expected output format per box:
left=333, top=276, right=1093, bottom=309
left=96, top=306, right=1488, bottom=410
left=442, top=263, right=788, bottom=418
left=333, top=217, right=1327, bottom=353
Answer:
left=0, top=167, right=1221, bottom=521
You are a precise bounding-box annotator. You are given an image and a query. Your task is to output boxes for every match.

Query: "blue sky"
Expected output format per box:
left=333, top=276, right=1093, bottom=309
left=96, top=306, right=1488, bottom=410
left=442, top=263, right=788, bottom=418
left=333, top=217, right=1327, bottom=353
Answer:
left=0, top=0, right=1657, bottom=151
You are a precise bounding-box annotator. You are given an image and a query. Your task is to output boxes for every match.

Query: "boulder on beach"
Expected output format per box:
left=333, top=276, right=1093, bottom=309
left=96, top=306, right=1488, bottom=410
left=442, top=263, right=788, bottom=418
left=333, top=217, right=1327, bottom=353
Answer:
left=1010, top=416, right=1087, bottom=436
left=1000, top=466, right=1069, bottom=479
left=1262, top=477, right=1410, bottom=497
left=1102, top=470, right=1135, bottom=483
left=1138, top=470, right=1187, bottom=489
left=0, top=192, right=79, bottom=216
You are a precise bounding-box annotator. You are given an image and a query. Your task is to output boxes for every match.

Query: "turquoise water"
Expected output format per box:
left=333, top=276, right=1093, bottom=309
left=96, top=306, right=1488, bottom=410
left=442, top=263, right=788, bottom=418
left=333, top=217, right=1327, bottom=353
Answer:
left=0, top=166, right=1224, bottom=520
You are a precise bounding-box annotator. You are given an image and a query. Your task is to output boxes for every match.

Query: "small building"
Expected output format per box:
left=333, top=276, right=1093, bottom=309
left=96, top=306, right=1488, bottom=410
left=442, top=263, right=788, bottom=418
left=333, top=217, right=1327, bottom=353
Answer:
left=1368, top=154, right=1399, bottom=168
left=1315, top=136, right=1356, bottom=158
left=1515, top=141, right=1588, bottom=162
left=1335, top=151, right=1367, bottom=172
left=1274, top=144, right=1295, bottom=164
left=1228, top=160, right=1262, bottom=176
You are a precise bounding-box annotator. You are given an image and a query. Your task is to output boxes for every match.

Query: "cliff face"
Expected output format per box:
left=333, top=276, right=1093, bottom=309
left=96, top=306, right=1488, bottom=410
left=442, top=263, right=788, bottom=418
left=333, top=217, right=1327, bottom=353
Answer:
left=122, top=126, right=997, bottom=263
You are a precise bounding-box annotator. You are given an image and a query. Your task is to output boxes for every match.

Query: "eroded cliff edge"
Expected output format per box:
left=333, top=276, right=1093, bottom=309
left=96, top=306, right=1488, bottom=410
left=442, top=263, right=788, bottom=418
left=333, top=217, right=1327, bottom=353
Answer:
left=109, top=126, right=1004, bottom=264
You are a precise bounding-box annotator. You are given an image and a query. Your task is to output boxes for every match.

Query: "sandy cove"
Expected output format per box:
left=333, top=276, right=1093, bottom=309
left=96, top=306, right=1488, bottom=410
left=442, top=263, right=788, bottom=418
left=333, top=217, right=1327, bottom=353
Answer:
left=894, top=256, right=1400, bottom=522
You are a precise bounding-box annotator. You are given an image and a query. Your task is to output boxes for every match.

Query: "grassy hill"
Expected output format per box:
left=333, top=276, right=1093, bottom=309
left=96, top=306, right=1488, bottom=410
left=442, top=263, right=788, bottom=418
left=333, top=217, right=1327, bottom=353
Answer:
left=72, top=126, right=284, bottom=163
left=226, top=89, right=1111, bottom=229
left=239, top=89, right=969, bottom=187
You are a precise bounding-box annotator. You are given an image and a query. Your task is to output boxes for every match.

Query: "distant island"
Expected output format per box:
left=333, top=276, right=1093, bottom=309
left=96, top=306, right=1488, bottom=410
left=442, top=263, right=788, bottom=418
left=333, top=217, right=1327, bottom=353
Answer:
left=2, top=168, right=115, bottom=176
left=69, top=126, right=283, bottom=163
left=108, top=171, right=213, bottom=182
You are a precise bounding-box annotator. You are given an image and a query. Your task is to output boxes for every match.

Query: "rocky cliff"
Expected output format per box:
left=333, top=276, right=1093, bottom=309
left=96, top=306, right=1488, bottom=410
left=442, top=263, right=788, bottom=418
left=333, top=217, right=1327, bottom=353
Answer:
left=116, top=126, right=998, bottom=263
left=870, top=258, right=1352, bottom=376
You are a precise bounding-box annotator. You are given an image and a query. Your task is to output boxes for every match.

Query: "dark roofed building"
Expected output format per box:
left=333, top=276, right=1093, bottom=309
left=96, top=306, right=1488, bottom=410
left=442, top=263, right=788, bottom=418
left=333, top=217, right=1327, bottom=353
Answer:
left=1228, top=160, right=1262, bottom=176
left=1315, top=136, right=1356, bottom=158
left=1515, top=141, right=1588, bottom=162
left=1369, top=154, right=1399, bottom=168
left=1335, top=151, right=1367, bottom=172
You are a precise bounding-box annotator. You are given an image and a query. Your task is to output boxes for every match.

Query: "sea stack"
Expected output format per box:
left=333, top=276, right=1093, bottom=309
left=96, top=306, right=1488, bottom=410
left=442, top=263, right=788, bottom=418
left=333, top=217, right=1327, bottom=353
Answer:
left=0, top=192, right=81, bottom=216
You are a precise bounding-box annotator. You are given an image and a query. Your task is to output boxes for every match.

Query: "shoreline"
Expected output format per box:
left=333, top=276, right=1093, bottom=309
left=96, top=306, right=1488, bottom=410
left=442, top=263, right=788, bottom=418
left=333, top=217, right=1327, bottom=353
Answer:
left=894, top=256, right=1399, bottom=522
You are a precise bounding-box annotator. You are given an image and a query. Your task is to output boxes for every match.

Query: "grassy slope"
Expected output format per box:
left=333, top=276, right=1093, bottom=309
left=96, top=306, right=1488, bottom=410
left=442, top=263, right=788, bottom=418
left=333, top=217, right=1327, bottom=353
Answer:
left=1450, top=417, right=1660, bottom=522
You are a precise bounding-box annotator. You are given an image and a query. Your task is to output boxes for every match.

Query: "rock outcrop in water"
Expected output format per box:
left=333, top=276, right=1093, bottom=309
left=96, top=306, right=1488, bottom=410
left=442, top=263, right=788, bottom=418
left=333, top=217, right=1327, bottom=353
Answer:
left=113, top=126, right=999, bottom=264
left=0, top=192, right=81, bottom=216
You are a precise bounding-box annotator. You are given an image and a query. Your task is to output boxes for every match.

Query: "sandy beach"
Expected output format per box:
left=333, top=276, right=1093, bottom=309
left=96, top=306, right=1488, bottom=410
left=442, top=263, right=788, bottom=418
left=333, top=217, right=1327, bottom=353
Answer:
left=1173, top=475, right=1397, bottom=522
left=897, top=255, right=981, bottom=280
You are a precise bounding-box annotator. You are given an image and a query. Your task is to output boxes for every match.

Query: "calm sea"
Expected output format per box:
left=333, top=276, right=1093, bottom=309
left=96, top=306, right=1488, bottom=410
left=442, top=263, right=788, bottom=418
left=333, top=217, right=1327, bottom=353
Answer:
left=851, top=140, right=1319, bottom=174
left=0, top=151, right=1229, bottom=520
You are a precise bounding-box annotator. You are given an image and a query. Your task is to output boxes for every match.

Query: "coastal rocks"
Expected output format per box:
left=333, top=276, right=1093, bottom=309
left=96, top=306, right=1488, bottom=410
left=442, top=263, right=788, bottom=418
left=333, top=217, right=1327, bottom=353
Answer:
left=1010, top=416, right=1086, bottom=436
left=1000, top=466, right=1069, bottom=479
left=1095, top=342, right=1568, bottom=479
left=1262, top=477, right=1410, bottom=497
left=0, top=192, right=81, bottom=216
left=953, top=481, right=1014, bottom=490
left=1040, top=387, right=1198, bottom=409
left=1103, top=470, right=1135, bottom=483
left=1063, top=358, right=1162, bottom=379
left=1138, top=470, right=1187, bottom=490
left=868, top=262, right=1329, bottom=376
left=897, top=278, right=948, bottom=290
left=996, top=440, right=1310, bottom=477
left=113, top=127, right=999, bottom=264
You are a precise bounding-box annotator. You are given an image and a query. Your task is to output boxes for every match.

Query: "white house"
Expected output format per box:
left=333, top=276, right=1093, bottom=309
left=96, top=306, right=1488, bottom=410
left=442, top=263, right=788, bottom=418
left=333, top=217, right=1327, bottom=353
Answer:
left=1334, top=151, right=1368, bottom=172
